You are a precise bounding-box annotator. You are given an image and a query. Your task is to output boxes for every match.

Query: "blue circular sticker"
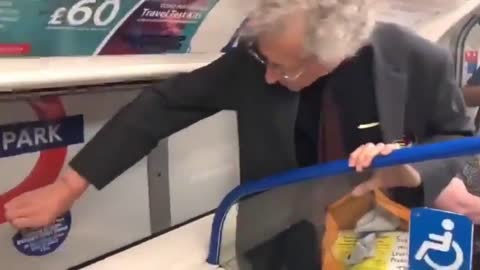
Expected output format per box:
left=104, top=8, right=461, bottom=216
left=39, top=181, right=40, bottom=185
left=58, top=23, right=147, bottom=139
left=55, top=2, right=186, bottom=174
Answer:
left=12, top=211, right=72, bottom=256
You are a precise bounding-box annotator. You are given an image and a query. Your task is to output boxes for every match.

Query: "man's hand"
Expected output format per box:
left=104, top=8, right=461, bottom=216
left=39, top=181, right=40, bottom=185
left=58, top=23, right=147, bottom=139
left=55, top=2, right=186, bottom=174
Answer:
left=435, top=177, right=480, bottom=224
left=4, top=168, right=89, bottom=229
left=348, top=143, right=421, bottom=197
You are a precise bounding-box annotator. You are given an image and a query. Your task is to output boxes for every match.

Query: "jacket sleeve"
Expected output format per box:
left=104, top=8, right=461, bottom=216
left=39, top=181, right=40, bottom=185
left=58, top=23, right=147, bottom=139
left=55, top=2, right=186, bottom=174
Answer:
left=69, top=49, right=242, bottom=189
left=409, top=45, right=476, bottom=207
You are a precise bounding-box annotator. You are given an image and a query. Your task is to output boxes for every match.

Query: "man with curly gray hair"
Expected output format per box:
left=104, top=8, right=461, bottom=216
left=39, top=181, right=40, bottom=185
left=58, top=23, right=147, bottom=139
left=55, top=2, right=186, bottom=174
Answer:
left=246, top=0, right=375, bottom=70
left=4, top=0, right=476, bottom=269
left=240, top=0, right=375, bottom=91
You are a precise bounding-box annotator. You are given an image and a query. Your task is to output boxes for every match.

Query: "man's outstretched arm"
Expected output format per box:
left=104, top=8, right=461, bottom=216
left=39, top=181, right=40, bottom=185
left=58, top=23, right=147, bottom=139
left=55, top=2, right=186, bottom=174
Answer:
left=4, top=49, right=244, bottom=228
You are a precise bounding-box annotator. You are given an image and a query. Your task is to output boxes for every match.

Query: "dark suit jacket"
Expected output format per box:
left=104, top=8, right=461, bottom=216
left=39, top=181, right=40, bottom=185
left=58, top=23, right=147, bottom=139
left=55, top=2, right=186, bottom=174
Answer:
left=70, top=23, right=474, bottom=208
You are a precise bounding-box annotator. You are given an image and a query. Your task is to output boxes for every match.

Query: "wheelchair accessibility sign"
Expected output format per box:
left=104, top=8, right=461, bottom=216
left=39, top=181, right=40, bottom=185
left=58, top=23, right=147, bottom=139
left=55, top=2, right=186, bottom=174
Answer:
left=409, top=208, right=473, bottom=270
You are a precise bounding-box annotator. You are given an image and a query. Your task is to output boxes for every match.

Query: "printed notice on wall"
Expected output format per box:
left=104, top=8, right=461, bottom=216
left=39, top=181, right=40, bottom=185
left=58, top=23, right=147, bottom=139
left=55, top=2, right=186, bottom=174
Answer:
left=333, top=231, right=409, bottom=270
left=0, top=0, right=221, bottom=57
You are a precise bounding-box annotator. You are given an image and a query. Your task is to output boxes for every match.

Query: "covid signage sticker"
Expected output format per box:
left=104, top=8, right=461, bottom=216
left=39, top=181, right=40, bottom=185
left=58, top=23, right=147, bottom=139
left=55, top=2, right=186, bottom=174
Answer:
left=12, top=211, right=72, bottom=256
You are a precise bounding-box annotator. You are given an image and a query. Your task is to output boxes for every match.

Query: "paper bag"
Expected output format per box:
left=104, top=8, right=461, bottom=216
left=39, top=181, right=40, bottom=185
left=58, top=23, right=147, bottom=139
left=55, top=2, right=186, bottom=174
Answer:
left=321, top=189, right=410, bottom=270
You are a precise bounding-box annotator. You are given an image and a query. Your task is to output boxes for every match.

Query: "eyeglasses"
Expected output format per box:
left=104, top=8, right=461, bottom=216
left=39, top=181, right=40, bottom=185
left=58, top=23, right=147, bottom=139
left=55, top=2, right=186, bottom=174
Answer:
left=246, top=41, right=306, bottom=81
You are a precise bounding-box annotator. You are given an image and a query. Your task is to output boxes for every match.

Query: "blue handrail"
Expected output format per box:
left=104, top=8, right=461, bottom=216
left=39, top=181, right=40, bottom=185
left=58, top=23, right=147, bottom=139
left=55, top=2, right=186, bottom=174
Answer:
left=206, top=137, right=480, bottom=264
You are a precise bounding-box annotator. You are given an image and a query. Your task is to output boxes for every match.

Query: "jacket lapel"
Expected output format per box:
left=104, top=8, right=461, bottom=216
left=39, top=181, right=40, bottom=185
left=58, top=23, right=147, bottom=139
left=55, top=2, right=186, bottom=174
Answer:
left=371, top=27, right=408, bottom=143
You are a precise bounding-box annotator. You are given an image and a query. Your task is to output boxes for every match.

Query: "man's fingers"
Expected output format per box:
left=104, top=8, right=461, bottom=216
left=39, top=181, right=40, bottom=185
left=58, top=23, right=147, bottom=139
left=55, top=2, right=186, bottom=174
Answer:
left=350, top=143, right=401, bottom=172
left=359, top=143, right=385, bottom=169
left=4, top=193, right=37, bottom=220
left=10, top=215, right=56, bottom=229
left=10, top=217, right=36, bottom=229
left=354, top=143, right=375, bottom=171
left=5, top=205, right=36, bottom=221
left=349, top=144, right=365, bottom=167
left=380, top=143, right=399, bottom=155
left=4, top=194, right=33, bottom=210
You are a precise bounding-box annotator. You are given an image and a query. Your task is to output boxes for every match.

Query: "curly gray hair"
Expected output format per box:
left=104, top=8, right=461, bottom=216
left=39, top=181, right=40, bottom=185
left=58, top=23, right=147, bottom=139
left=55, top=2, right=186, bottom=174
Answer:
left=244, top=0, right=377, bottom=66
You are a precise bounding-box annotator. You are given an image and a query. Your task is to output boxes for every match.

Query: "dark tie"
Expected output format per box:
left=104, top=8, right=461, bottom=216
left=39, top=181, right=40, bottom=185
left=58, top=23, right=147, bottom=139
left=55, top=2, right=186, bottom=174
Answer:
left=318, top=88, right=345, bottom=163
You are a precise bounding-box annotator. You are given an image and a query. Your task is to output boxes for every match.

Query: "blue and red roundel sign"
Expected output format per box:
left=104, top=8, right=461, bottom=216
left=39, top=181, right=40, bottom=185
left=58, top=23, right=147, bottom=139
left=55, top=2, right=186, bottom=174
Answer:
left=0, top=96, right=84, bottom=255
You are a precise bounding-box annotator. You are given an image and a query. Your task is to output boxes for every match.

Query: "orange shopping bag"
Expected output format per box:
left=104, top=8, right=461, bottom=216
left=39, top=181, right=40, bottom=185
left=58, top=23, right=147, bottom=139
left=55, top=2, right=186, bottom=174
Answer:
left=321, top=189, right=410, bottom=270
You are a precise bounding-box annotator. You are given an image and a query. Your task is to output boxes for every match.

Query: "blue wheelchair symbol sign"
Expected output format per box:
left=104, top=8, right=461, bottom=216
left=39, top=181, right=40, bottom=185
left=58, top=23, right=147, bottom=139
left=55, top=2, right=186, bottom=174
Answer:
left=409, top=208, right=473, bottom=270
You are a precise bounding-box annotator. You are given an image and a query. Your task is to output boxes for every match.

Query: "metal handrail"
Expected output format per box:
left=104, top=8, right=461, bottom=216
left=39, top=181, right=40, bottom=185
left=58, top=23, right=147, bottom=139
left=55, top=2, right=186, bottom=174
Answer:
left=206, top=136, right=480, bottom=264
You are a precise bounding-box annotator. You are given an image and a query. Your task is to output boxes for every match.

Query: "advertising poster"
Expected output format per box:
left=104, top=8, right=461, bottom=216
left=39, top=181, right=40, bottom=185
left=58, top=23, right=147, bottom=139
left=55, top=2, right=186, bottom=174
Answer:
left=0, top=0, right=221, bottom=56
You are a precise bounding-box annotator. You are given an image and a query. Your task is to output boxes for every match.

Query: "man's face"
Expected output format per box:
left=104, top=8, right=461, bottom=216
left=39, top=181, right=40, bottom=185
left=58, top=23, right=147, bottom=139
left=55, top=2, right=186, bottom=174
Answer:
left=254, top=16, right=332, bottom=91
